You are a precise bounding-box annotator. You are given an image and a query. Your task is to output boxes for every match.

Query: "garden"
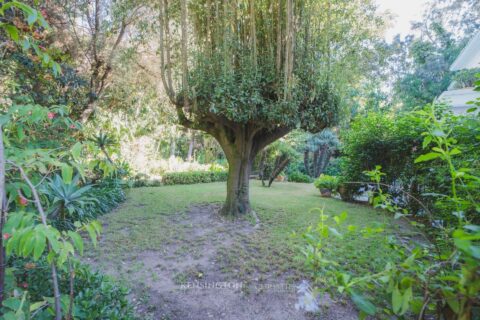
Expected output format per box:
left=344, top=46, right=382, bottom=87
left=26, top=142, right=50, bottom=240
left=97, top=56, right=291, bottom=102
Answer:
left=0, top=0, right=479, bottom=319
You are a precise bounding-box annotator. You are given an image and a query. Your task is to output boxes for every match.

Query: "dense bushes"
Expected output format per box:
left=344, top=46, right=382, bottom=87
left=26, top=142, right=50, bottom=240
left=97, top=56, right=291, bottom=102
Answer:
left=339, top=104, right=480, bottom=224
left=299, top=103, right=480, bottom=319
left=162, top=170, right=228, bottom=185
left=287, top=171, right=313, bottom=183
left=338, top=111, right=425, bottom=202
left=10, top=258, right=134, bottom=319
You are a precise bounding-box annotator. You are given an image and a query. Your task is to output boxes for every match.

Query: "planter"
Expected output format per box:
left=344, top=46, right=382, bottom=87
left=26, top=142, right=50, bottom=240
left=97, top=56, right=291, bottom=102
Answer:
left=320, top=188, right=332, bottom=197
left=275, top=175, right=285, bottom=182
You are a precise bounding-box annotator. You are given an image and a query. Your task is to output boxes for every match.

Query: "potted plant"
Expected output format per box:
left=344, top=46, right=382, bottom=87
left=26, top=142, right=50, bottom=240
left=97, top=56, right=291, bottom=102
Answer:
left=314, top=174, right=339, bottom=197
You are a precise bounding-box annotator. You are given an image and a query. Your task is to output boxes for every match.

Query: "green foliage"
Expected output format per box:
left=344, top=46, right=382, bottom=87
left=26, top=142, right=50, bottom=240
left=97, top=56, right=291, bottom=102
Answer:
left=42, top=174, right=96, bottom=229
left=314, top=175, right=339, bottom=193
left=299, top=102, right=480, bottom=319
left=162, top=170, right=228, bottom=185
left=287, top=171, right=312, bottom=183
left=322, top=157, right=345, bottom=176
left=303, top=129, right=340, bottom=178
left=6, top=258, right=135, bottom=320
left=0, top=1, right=61, bottom=75
left=71, top=265, right=134, bottom=320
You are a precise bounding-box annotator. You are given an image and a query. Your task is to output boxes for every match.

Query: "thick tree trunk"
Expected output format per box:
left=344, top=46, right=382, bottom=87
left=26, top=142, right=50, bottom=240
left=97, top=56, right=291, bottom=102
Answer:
left=222, top=157, right=252, bottom=216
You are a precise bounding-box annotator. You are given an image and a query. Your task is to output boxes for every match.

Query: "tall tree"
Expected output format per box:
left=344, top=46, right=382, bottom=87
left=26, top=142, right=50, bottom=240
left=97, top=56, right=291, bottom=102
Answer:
left=49, top=0, right=143, bottom=122
left=157, top=0, right=383, bottom=215
left=391, top=0, right=480, bottom=110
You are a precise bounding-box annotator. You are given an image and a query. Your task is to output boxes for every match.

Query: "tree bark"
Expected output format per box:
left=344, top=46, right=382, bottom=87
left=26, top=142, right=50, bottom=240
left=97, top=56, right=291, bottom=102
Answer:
left=212, top=124, right=291, bottom=216
left=313, top=149, right=320, bottom=177
left=169, top=138, right=176, bottom=158
left=187, top=131, right=195, bottom=161
left=259, top=150, right=267, bottom=186
left=304, top=149, right=310, bottom=176
left=268, top=156, right=290, bottom=187
left=0, top=127, right=6, bottom=309
left=222, top=156, right=252, bottom=216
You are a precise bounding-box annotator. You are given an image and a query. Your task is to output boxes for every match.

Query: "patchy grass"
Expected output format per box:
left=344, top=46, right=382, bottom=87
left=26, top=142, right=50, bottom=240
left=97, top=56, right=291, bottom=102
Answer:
left=85, top=181, right=413, bottom=319
left=88, top=181, right=402, bottom=282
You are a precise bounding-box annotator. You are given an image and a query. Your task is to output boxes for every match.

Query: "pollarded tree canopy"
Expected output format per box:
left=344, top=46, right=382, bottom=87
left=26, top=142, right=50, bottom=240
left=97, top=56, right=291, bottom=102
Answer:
left=157, top=0, right=384, bottom=215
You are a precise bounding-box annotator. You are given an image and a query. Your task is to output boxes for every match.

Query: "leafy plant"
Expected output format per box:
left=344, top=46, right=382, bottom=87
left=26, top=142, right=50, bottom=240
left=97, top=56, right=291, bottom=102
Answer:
left=314, top=175, right=339, bottom=195
left=299, top=103, right=480, bottom=319
left=288, top=171, right=312, bottom=183
left=42, top=174, right=97, bottom=229
left=89, top=132, right=117, bottom=164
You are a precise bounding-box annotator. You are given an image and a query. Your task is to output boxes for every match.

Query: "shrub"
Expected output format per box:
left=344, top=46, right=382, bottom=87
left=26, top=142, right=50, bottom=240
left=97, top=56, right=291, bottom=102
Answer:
left=162, top=170, right=228, bottom=185
left=323, top=157, right=345, bottom=176
left=314, top=175, right=339, bottom=192
left=10, top=258, right=135, bottom=320
left=288, top=171, right=313, bottom=183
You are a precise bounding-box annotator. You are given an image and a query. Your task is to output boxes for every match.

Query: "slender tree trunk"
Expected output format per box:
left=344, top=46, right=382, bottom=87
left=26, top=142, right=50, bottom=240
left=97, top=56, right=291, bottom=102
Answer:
left=187, top=132, right=195, bottom=162
left=316, top=146, right=328, bottom=175
left=0, top=127, right=6, bottom=309
left=259, top=150, right=267, bottom=186
left=268, top=157, right=290, bottom=187
left=304, top=149, right=310, bottom=176
left=80, top=99, right=96, bottom=123
left=313, top=149, right=320, bottom=177
left=169, top=138, right=176, bottom=158
left=319, top=149, right=331, bottom=173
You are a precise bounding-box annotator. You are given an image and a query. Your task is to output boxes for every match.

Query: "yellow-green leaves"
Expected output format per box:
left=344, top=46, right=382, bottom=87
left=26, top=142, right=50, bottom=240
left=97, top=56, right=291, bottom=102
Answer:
left=67, top=231, right=84, bottom=256
left=61, top=164, right=73, bottom=185
left=414, top=152, right=441, bottom=163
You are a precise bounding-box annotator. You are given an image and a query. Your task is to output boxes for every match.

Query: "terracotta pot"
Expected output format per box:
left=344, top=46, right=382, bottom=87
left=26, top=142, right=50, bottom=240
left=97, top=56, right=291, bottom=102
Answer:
left=320, top=188, right=332, bottom=197
left=275, top=175, right=285, bottom=182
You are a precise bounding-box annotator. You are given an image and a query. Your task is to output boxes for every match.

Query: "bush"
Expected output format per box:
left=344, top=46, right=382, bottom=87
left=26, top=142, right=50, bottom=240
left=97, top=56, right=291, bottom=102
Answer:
left=288, top=171, right=313, bottom=183
left=323, top=157, right=345, bottom=176
left=10, top=258, right=135, bottom=320
left=86, top=178, right=126, bottom=217
left=314, top=175, right=339, bottom=192
left=162, top=170, right=228, bottom=185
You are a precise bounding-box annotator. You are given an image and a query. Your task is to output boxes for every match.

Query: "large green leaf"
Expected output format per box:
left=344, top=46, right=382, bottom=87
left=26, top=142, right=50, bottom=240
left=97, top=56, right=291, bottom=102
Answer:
left=350, top=290, right=376, bottom=315
left=414, top=152, right=441, bottom=163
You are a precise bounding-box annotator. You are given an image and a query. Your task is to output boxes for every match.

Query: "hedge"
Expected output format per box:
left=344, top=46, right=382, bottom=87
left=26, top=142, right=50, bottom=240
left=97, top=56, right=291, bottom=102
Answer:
left=162, top=170, right=228, bottom=185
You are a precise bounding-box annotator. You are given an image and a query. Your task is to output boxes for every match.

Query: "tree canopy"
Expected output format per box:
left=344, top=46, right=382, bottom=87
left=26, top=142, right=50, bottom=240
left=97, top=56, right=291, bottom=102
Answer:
left=157, top=0, right=384, bottom=215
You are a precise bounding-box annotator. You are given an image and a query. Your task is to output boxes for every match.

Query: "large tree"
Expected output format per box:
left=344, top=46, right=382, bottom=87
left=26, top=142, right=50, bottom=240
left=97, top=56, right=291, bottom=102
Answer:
left=157, top=0, right=383, bottom=215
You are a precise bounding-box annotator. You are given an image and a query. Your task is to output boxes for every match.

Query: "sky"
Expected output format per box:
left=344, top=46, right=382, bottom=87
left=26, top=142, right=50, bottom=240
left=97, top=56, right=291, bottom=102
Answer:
left=376, top=0, right=429, bottom=42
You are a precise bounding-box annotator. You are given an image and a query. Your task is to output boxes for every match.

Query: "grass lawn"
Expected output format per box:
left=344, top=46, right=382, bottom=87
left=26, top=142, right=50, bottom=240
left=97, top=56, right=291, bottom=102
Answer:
left=87, top=180, right=408, bottom=319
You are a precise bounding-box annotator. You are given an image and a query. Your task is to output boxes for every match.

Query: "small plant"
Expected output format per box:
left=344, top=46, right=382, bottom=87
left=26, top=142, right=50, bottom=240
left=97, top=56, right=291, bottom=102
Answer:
left=314, top=175, right=339, bottom=197
left=42, top=174, right=97, bottom=229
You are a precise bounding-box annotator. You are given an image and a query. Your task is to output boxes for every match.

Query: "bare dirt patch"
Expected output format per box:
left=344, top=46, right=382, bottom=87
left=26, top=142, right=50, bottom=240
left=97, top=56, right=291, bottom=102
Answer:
left=93, top=203, right=358, bottom=320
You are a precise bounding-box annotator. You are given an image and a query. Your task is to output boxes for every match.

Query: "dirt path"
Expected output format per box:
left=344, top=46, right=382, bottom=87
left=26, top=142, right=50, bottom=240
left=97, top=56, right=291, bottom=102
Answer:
left=92, top=204, right=358, bottom=320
